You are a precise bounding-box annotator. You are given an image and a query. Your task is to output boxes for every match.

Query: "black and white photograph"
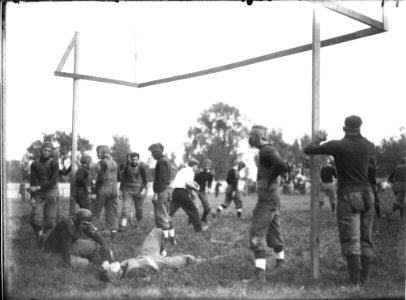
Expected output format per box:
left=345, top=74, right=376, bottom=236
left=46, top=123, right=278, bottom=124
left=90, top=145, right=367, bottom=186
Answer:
left=2, top=1, right=405, bottom=299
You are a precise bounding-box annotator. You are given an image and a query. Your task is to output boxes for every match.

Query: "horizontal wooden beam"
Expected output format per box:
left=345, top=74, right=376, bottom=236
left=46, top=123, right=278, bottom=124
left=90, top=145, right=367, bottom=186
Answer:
left=54, top=27, right=384, bottom=88
left=54, top=71, right=139, bottom=88
left=321, top=1, right=386, bottom=31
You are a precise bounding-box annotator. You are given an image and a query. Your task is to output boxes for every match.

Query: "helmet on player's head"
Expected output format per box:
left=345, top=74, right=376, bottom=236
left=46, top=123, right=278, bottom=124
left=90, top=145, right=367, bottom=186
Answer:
left=73, top=209, right=93, bottom=225
left=237, top=161, right=246, bottom=170
left=249, top=125, right=268, bottom=148
left=80, top=154, right=92, bottom=165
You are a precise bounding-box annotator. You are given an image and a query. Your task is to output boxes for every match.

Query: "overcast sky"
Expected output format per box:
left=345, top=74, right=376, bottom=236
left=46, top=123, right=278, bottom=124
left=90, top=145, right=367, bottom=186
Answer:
left=4, top=1, right=406, bottom=166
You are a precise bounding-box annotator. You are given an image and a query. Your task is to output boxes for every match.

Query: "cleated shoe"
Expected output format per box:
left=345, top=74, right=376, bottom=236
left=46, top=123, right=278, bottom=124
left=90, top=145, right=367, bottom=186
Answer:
left=275, top=259, right=285, bottom=269
left=36, top=235, right=45, bottom=250
left=242, top=268, right=266, bottom=284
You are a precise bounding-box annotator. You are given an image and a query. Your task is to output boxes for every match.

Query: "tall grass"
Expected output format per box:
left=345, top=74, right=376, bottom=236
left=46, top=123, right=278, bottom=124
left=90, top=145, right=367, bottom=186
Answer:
left=4, top=191, right=405, bottom=299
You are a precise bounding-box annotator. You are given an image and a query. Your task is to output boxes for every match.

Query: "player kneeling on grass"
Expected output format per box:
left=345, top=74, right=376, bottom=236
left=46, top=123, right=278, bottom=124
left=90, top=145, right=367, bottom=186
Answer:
left=43, top=208, right=113, bottom=269
left=99, top=228, right=205, bottom=283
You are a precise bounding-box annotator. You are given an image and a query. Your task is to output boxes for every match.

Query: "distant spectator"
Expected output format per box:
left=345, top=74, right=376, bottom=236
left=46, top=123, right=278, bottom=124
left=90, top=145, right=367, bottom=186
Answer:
left=320, top=159, right=338, bottom=212
left=368, top=156, right=381, bottom=218
left=388, top=157, right=406, bottom=220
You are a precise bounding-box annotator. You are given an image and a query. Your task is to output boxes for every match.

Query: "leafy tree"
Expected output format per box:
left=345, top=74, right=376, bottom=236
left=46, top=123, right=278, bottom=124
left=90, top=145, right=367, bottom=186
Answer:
left=26, top=131, right=93, bottom=164
left=375, top=127, right=406, bottom=177
left=110, top=135, right=131, bottom=167
left=183, top=102, right=250, bottom=179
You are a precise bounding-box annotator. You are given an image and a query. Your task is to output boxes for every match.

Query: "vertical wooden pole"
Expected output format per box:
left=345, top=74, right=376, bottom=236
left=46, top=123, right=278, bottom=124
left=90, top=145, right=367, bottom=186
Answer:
left=134, top=31, right=138, bottom=82
left=70, top=31, right=79, bottom=215
left=311, top=1, right=321, bottom=280
left=1, top=0, right=9, bottom=277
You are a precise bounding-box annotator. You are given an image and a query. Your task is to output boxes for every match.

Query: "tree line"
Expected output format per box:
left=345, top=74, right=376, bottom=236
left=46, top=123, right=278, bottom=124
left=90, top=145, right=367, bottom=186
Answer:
left=6, top=103, right=405, bottom=183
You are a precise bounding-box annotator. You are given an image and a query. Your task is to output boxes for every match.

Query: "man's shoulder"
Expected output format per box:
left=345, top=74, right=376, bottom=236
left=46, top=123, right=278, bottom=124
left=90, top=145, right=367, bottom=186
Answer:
left=260, top=144, right=278, bottom=155
left=49, top=158, right=59, bottom=166
left=158, top=156, right=170, bottom=164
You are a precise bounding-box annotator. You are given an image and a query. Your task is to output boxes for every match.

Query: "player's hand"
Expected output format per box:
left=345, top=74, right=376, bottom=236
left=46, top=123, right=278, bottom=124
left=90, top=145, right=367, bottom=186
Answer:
left=101, top=260, right=111, bottom=272
left=207, top=188, right=211, bottom=195
left=184, top=254, right=197, bottom=263
left=27, top=186, right=40, bottom=193
left=313, top=130, right=327, bottom=144
left=118, top=191, right=123, bottom=200
left=31, top=199, right=36, bottom=208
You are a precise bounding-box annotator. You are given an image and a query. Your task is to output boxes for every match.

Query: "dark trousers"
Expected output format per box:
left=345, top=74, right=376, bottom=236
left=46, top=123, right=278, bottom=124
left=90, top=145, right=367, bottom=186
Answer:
left=76, top=187, right=91, bottom=210
left=249, top=187, right=284, bottom=258
left=169, top=188, right=202, bottom=232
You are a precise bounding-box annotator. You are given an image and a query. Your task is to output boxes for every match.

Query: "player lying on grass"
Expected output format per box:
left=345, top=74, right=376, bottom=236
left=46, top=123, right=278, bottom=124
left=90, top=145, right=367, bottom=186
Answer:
left=99, top=228, right=213, bottom=283
left=43, top=209, right=114, bottom=269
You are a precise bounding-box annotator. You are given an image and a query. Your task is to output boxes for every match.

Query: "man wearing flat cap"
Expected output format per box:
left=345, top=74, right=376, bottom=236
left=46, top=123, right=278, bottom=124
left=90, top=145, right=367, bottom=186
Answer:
left=148, top=143, right=172, bottom=243
left=27, top=141, right=60, bottom=248
left=304, top=115, right=375, bottom=288
left=170, top=159, right=207, bottom=241
left=93, top=145, right=119, bottom=240
left=118, top=152, right=148, bottom=232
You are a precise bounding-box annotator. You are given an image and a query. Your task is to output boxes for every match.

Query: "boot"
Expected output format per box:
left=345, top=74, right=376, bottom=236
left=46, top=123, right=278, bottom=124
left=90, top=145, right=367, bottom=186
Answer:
left=36, top=234, right=45, bottom=250
left=275, top=259, right=285, bottom=268
left=347, top=255, right=361, bottom=287
left=237, top=211, right=242, bottom=218
left=111, top=230, right=117, bottom=240
left=331, top=203, right=336, bottom=212
left=360, top=256, right=371, bottom=285
left=375, top=205, right=381, bottom=218
left=201, top=211, right=209, bottom=223
left=242, top=268, right=266, bottom=284
left=169, top=237, right=177, bottom=246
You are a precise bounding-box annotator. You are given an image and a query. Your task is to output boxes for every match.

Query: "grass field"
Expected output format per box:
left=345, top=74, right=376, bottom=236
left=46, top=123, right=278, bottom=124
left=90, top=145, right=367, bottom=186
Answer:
left=4, top=190, right=405, bottom=300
